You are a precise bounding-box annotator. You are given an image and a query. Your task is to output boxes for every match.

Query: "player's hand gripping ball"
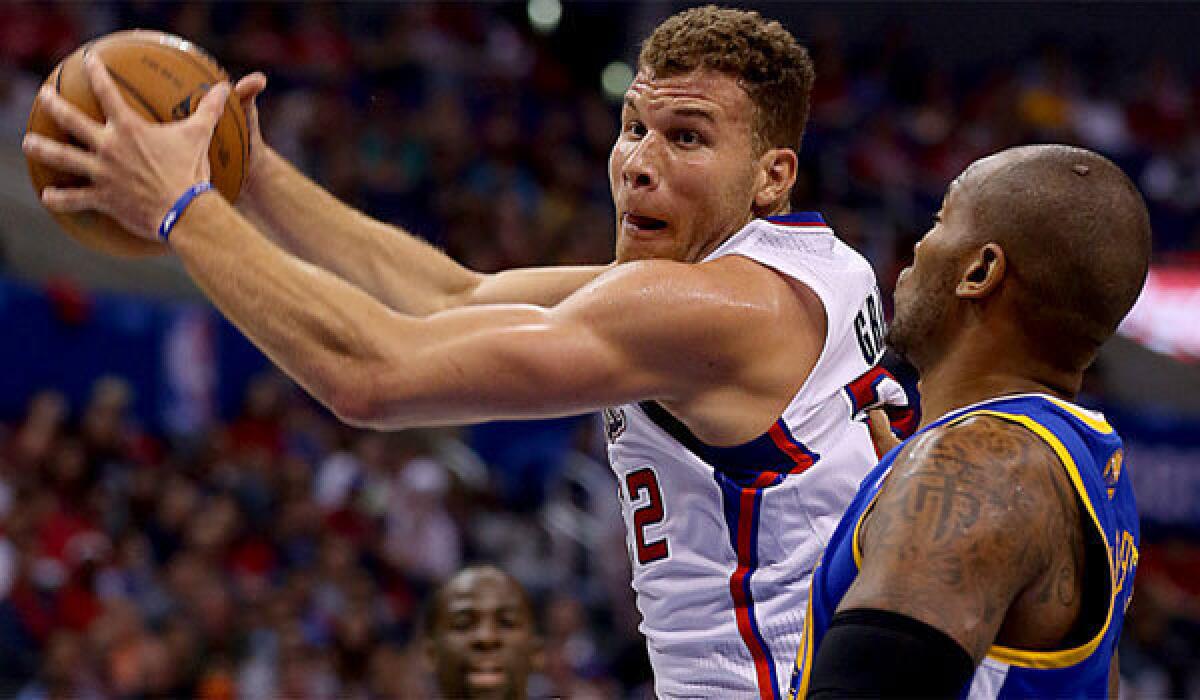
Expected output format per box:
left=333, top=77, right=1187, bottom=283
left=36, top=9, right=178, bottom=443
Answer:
left=24, top=30, right=248, bottom=257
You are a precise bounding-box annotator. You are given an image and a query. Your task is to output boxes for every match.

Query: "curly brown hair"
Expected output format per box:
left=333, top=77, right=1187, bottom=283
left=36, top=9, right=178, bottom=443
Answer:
left=638, top=5, right=814, bottom=154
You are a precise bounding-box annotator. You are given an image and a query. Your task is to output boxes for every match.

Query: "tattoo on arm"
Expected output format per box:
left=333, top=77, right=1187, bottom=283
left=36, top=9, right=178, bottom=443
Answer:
left=843, top=414, right=1081, bottom=663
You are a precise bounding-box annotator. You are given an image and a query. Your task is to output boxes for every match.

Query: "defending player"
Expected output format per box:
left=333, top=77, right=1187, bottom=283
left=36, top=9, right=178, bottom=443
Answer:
left=23, top=7, right=911, bottom=697
left=787, top=145, right=1147, bottom=698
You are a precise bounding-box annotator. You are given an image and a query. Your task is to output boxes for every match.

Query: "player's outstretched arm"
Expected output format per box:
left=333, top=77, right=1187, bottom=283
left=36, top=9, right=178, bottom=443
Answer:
left=806, top=415, right=1082, bottom=697
left=172, top=194, right=777, bottom=428
left=232, top=73, right=610, bottom=315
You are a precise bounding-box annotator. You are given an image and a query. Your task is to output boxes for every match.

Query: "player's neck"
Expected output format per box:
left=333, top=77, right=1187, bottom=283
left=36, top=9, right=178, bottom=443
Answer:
left=916, top=341, right=1081, bottom=428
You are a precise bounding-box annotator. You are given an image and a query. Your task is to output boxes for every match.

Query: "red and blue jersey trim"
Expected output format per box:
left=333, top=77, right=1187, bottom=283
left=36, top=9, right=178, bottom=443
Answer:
left=843, top=366, right=919, bottom=440
left=638, top=402, right=819, bottom=488
left=718, top=473, right=781, bottom=700
left=766, top=211, right=831, bottom=230
left=638, top=401, right=818, bottom=699
left=714, top=419, right=816, bottom=698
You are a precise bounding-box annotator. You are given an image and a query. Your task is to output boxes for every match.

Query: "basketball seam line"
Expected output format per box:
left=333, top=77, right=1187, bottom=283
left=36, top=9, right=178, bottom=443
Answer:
left=105, top=70, right=166, bottom=123
left=81, top=40, right=163, bottom=122
left=118, top=37, right=248, bottom=191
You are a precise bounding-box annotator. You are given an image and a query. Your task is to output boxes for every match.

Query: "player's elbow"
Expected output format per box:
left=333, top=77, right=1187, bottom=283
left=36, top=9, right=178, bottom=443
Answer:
left=322, top=370, right=392, bottom=429
left=323, top=364, right=429, bottom=430
left=326, top=387, right=376, bottom=428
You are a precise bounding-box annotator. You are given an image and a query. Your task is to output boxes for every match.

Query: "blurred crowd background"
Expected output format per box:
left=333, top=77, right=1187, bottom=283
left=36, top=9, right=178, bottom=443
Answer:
left=1, top=2, right=1200, bottom=698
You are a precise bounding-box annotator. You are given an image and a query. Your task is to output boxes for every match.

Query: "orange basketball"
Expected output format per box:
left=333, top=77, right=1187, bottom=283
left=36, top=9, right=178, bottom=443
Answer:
left=25, top=30, right=249, bottom=257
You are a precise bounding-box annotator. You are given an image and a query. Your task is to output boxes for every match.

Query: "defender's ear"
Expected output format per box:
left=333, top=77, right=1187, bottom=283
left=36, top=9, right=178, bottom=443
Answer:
left=754, top=147, right=798, bottom=214
left=956, top=242, right=1006, bottom=299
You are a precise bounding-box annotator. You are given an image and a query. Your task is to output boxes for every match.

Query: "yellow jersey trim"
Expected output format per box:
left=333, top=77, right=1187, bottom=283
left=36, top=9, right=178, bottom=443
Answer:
left=965, top=409, right=1116, bottom=670
left=1043, top=396, right=1114, bottom=435
left=789, top=572, right=818, bottom=700
left=851, top=486, right=884, bottom=570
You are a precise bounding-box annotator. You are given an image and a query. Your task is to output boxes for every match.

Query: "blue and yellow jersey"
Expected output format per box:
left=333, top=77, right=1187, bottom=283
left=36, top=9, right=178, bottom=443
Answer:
left=788, top=393, right=1139, bottom=699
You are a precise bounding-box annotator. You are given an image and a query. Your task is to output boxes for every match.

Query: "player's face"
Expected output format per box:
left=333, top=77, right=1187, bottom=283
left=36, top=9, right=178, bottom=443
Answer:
left=609, top=69, right=764, bottom=263
left=887, top=179, right=971, bottom=369
left=425, top=571, right=540, bottom=699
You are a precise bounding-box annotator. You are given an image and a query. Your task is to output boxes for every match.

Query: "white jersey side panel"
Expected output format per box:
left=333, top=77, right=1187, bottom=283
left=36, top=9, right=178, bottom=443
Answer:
left=605, top=214, right=891, bottom=699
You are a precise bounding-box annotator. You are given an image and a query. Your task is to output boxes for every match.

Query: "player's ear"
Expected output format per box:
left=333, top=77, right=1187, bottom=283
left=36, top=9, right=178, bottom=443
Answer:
left=753, top=147, right=797, bottom=215
left=956, top=242, right=1006, bottom=299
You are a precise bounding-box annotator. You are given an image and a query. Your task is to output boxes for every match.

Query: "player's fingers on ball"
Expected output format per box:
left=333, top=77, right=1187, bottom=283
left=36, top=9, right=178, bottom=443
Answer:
left=41, top=186, right=99, bottom=213
left=22, top=134, right=99, bottom=179
left=83, top=55, right=134, bottom=125
left=192, top=81, right=230, bottom=131
left=38, top=87, right=101, bottom=147
left=234, top=72, right=266, bottom=101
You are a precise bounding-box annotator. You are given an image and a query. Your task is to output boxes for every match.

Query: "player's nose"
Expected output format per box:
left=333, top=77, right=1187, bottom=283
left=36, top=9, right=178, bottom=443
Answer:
left=470, top=617, right=502, bottom=649
left=622, top=136, right=661, bottom=191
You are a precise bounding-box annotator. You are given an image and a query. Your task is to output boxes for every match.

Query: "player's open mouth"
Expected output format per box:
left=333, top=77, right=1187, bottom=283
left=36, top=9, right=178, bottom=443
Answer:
left=623, top=213, right=669, bottom=233
left=467, top=666, right=506, bottom=688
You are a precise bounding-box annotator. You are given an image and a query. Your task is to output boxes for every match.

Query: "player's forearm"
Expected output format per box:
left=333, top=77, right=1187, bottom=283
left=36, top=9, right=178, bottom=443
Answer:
left=174, top=192, right=413, bottom=420
left=236, top=147, right=480, bottom=315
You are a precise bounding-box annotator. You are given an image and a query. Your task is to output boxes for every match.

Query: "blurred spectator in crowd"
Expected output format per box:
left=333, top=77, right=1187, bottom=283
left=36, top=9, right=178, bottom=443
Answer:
left=422, top=565, right=542, bottom=700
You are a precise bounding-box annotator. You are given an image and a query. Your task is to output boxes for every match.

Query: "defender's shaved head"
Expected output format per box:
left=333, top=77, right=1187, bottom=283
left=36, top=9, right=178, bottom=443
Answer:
left=960, top=144, right=1151, bottom=368
left=888, top=144, right=1152, bottom=378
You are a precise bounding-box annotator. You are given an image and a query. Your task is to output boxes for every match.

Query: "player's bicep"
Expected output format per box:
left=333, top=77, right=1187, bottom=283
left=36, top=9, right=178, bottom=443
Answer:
left=358, top=303, right=666, bottom=427
left=464, top=264, right=614, bottom=308
left=838, top=416, right=1061, bottom=662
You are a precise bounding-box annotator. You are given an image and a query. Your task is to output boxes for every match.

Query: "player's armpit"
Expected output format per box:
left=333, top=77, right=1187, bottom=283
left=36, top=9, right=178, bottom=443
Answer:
left=836, top=414, right=1079, bottom=664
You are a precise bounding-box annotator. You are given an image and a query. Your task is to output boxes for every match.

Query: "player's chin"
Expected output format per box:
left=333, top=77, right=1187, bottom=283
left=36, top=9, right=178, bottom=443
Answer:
left=615, top=235, right=677, bottom=263
left=464, top=672, right=512, bottom=698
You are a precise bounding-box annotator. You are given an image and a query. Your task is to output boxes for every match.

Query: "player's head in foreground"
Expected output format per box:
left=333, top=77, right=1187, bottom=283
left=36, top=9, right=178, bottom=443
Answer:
left=422, top=566, right=542, bottom=699
left=610, top=5, right=815, bottom=262
left=887, top=144, right=1152, bottom=396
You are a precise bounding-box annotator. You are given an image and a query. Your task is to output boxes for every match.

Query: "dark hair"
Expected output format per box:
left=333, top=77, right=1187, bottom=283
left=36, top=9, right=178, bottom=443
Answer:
left=638, top=5, right=815, bottom=154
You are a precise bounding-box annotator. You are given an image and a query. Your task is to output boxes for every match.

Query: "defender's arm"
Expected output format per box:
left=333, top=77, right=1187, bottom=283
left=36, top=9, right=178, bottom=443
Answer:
left=807, top=415, right=1080, bottom=697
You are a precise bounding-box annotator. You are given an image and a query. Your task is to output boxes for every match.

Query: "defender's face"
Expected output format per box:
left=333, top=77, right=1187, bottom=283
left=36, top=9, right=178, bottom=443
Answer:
left=609, top=69, right=763, bottom=263
left=427, top=572, right=539, bottom=699
left=888, top=179, right=971, bottom=368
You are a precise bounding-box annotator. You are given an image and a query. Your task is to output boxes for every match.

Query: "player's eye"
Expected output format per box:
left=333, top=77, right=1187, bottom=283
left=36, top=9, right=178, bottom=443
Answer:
left=674, top=130, right=702, bottom=146
left=625, top=120, right=647, bottom=138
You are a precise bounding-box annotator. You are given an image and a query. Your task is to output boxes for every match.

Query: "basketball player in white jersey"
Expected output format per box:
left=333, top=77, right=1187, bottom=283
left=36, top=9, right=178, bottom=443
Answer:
left=25, top=6, right=911, bottom=698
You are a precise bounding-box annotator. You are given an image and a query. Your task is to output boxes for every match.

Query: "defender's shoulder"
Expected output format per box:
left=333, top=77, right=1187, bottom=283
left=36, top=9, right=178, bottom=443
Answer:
left=894, top=412, right=1064, bottom=482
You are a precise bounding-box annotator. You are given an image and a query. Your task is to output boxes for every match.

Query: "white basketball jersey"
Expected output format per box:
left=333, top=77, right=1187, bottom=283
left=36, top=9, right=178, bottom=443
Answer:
left=604, top=213, right=908, bottom=699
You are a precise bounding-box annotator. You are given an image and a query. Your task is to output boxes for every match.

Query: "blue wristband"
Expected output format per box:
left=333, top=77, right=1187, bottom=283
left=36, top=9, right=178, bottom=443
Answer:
left=158, top=182, right=213, bottom=242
